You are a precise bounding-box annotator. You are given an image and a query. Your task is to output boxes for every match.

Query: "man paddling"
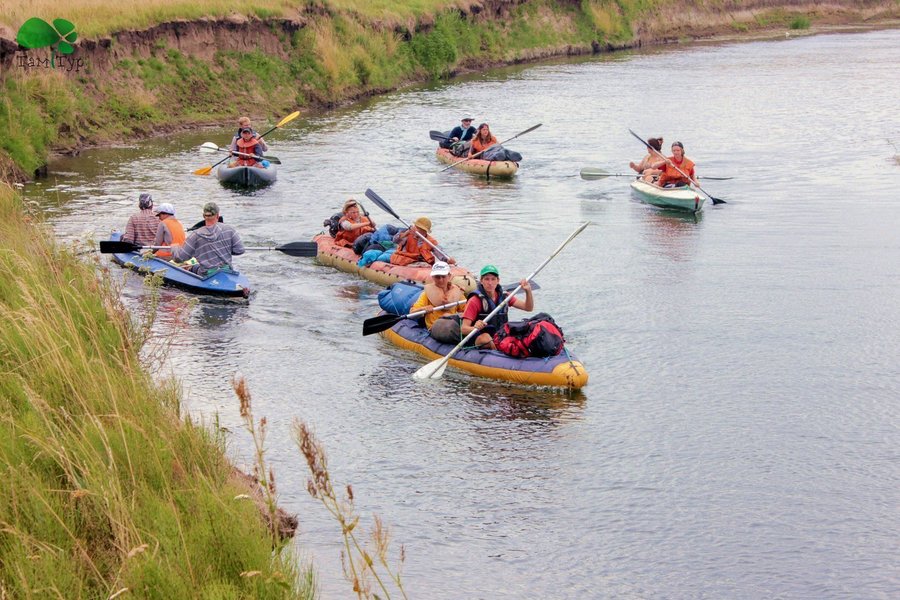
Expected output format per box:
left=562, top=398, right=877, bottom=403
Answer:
left=150, top=203, right=185, bottom=259
left=409, top=261, right=466, bottom=343
left=171, top=202, right=245, bottom=275
left=123, top=193, right=158, bottom=246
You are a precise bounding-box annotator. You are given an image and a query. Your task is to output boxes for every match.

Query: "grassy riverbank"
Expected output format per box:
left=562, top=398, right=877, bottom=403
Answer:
left=0, top=184, right=314, bottom=597
left=2, top=0, right=896, bottom=181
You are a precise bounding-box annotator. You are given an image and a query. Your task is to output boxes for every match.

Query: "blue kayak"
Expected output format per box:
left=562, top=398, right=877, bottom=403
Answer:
left=108, top=232, right=251, bottom=298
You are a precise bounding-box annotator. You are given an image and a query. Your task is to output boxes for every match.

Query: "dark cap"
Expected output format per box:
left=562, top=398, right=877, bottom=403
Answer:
left=240, top=127, right=253, bottom=133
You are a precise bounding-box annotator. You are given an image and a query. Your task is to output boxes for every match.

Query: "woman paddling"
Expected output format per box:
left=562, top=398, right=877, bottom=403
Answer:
left=468, top=123, right=498, bottom=158
left=650, top=141, right=698, bottom=188
left=630, top=136, right=663, bottom=182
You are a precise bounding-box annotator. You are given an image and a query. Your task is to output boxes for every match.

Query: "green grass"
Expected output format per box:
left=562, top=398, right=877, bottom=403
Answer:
left=0, top=185, right=315, bottom=598
left=790, top=15, right=811, bottom=30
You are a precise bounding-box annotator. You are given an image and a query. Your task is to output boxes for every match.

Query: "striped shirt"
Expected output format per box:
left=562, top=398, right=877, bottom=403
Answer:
left=172, top=223, right=245, bottom=272
left=123, top=209, right=158, bottom=245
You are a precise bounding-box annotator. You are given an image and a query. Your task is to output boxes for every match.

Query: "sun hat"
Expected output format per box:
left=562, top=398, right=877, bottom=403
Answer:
left=138, top=193, right=153, bottom=209
left=413, top=216, right=432, bottom=233
left=343, top=198, right=359, bottom=212
left=431, top=261, right=451, bottom=277
left=154, top=202, right=175, bottom=216
left=462, top=116, right=473, bottom=121
left=202, top=202, right=220, bottom=216
left=479, top=264, right=500, bottom=278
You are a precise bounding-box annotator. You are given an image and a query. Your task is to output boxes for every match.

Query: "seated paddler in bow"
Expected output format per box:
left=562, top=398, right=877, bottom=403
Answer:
left=409, top=261, right=466, bottom=344
left=650, top=141, right=698, bottom=188
left=389, top=216, right=456, bottom=267
left=229, top=127, right=265, bottom=168
left=461, top=264, right=534, bottom=350
left=334, top=198, right=375, bottom=248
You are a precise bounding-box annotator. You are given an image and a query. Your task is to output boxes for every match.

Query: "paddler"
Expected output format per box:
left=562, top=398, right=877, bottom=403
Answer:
left=389, top=216, right=456, bottom=267
left=171, top=202, right=245, bottom=275
left=650, top=141, right=698, bottom=188
left=150, top=203, right=185, bottom=259
left=409, top=261, right=466, bottom=344
left=460, top=265, right=534, bottom=350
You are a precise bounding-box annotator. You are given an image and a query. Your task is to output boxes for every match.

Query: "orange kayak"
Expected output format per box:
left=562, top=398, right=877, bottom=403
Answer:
left=435, top=148, right=518, bottom=178
left=313, top=234, right=476, bottom=292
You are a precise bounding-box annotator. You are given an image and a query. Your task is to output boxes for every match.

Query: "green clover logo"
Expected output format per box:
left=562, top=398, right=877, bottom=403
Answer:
left=16, top=17, right=78, bottom=67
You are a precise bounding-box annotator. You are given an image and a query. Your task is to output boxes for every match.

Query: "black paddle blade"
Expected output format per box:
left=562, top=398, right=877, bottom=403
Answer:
left=188, top=216, right=224, bottom=232
left=99, top=240, right=141, bottom=253
left=710, top=197, right=727, bottom=205
left=429, top=130, right=450, bottom=142
left=364, top=189, right=400, bottom=220
left=362, top=313, right=403, bottom=336
left=275, top=242, right=319, bottom=257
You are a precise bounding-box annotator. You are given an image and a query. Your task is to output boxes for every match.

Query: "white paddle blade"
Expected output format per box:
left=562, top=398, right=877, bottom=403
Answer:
left=200, top=142, right=219, bottom=153
left=413, top=356, right=449, bottom=380
left=579, top=167, right=609, bottom=180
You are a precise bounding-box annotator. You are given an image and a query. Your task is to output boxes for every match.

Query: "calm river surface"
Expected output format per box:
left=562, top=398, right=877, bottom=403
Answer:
left=28, top=30, right=900, bottom=598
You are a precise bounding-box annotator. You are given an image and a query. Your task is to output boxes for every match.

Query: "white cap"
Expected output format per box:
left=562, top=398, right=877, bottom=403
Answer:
left=430, top=261, right=451, bottom=277
left=154, top=202, right=175, bottom=216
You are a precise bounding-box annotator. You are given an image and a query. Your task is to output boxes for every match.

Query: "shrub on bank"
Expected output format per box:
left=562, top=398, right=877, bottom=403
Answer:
left=0, top=185, right=314, bottom=598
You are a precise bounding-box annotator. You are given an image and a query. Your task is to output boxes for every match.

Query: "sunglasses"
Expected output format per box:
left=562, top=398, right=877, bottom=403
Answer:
left=203, top=213, right=215, bottom=217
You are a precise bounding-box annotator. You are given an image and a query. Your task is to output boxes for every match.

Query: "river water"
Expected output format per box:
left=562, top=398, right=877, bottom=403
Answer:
left=27, top=29, right=900, bottom=598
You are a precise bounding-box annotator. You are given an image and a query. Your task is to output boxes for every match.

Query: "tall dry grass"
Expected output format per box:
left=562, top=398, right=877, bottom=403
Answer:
left=0, top=184, right=314, bottom=598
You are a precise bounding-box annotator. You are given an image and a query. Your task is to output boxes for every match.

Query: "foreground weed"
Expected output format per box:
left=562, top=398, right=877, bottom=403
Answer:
left=294, top=420, right=407, bottom=599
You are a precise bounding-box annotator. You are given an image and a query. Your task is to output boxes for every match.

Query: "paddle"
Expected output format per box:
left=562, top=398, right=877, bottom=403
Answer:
left=362, top=281, right=542, bottom=336
left=429, top=130, right=451, bottom=143
left=188, top=216, right=223, bottom=232
left=100, top=240, right=318, bottom=257
left=413, top=222, right=590, bottom=381
left=579, top=167, right=732, bottom=181
left=200, top=142, right=282, bottom=164
left=193, top=110, right=300, bottom=176
left=439, top=123, right=542, bottom=172
left=628, top=129, right=726, bottom=205
left=364, top=188, right=453, bottom=263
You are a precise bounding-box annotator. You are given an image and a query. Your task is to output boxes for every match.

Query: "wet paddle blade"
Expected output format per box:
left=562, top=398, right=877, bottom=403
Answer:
left=277, top=110, right=301, bottom=127
left=580, top=167, right=613, bottom=180
left=362, top=313, right=403, bottom=336
left=199, top=142, right=219, bottom=153
left=430, top=130, right=450, bottom=142
left=274, top=242, right=319, bottom=257
left=364, top=189, right=401, bottom=220
left=413, top=356, right=449, bottom=381
left=193, top=165, right=214, bottom=176
left=99, top=240, right=140, bottom=253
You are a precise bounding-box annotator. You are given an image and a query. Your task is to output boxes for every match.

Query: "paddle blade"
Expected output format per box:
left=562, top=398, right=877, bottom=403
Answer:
left=362, top=313, right=403, bottom=336
left=262, top=156, right=282, bottom=165
left=193, top=165, right=214, bottom=176
left=429, top=130, right=450, bottom=142
left=710, top=196, right=727, bottom=205
left=413, top=356, right=449, bottom=381
left=364, top=189, right=400, bottom=220
left=200, top=142, right=219, bottom=153
left=99, top=240, right=140, bottom=253
left=275, top=242, right=319, bottom=257
left=580, top=167, right=612, bottom=180
left=277, top=110, right=301, bottom=127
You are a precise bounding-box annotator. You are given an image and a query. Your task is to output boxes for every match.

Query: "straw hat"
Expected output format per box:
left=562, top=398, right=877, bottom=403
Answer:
left=413, top=216, right=432, bottom=233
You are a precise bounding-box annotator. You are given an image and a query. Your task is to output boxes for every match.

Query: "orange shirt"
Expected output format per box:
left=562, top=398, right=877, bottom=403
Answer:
left=471, top=135, right=498, bottom=155
left=658, top=156, right=696, bottom=186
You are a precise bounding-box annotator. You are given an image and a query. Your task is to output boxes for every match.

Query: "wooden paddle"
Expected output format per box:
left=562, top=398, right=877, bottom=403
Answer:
left=100, top=240, right=318, bottom=257
left=193, top=110, right=300, bottom=176
left=200, top=142, right=282, bottom=164
left=439, top=123, right=541, bottom=172
left=580, top=167, right=732, bottom=181
left=413, top=222, right=590, bottom=381
left=364, top=188, right=453, bottom=263
left=362, top=281, right=542, bottom=336
left=627, top=129, right=726, bottom=205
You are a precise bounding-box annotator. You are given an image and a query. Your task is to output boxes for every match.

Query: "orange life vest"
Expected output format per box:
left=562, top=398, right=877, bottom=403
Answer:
left=334, top=215, right=375, bottom=248
left=390, top=229, right=437, bottom=266
left=658, top=156, right=696, bottom=187
left=235, top=137, right=262, bottom=166
left=155, top=218, right=186, bottom=258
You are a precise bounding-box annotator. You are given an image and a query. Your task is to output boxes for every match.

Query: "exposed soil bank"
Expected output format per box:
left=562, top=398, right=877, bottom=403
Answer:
left=1, top=0, right=897, bottom=183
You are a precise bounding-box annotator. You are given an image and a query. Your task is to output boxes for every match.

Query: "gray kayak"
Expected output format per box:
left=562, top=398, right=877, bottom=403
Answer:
left=216, top=163, right=277, bottom=186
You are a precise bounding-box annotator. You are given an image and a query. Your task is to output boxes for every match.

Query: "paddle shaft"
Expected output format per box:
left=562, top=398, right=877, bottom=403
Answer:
left=213, top=147, right=280, bottom=163
left=580, top=168, right=731, bottom=181
left=101, top=240, right=317, bottom=256
left=628, top=129, right=725, bottom=205
left=364, top=189, right=452, bottom=262
left=415, top=221, right=589, bottom=380
left=441, top=123, right=541, bottom=172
